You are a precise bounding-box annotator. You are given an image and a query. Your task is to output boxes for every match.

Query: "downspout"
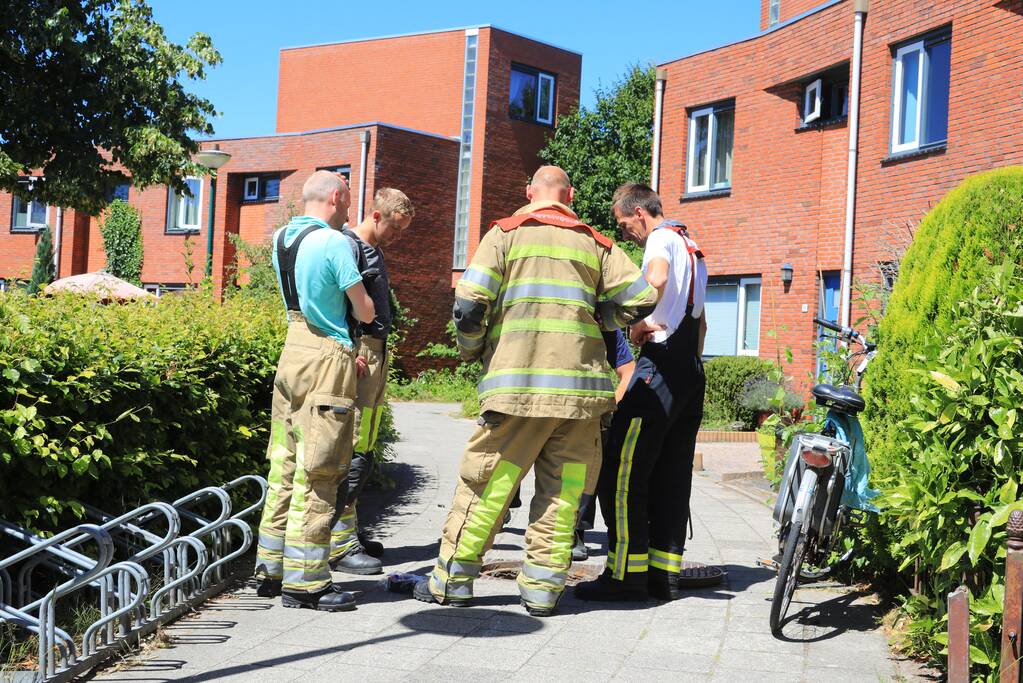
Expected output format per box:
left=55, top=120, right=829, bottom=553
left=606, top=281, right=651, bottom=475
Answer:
left=53, top=207, right=63, bottom=277
left=840, top=0, right=868, bottom=326
left=651, top=68, right=667, bottom=192
left=357, top=130, right=370, bottom=223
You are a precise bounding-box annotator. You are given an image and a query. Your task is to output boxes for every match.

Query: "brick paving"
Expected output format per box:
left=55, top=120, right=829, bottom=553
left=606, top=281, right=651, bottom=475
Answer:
left=96, top=402, right=929, bottom=682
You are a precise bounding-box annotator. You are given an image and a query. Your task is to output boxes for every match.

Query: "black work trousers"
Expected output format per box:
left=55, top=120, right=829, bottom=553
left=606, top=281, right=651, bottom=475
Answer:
left=596, top=316, right=705, bottom=581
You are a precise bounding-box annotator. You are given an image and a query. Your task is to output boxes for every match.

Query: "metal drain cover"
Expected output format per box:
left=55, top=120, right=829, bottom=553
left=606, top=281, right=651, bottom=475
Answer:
left=674, top=561, right=726, bottom=588
left=480, top=560, right=602, bottom=586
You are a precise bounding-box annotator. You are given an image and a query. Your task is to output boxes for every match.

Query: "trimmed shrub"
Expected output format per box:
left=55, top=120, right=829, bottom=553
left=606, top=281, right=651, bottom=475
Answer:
left=100, top=199, right=143, bottom=285
left=703, top=355, right=774, bottom=429
left=27, top=225, right=55, bottom=295
left=864, top=166, right=1023, bottom=481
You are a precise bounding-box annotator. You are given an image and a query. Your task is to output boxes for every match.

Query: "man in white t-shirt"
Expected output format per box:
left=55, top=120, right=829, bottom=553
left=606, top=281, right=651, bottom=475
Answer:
left=576, top=182, right=708, bottom=603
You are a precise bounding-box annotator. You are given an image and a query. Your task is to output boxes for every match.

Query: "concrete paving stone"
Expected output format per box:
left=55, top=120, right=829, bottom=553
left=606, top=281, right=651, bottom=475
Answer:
left=332, top=642, right=441, bottom=672
left=432, top=642, right=535, bottom=670
left=643, top=617, right=727, bottom=638
left=406, top=664, right=511, bottom=683
left=221, top=641, right=347, bottom=671
left=559, top=617, right=651, bottom=641
left=398, top=609, right=495, bottom=634
left=511, top=666, right=614, bottom=683
left=721, top=631, right=805, bottom=656
left=803, top=666, right=892, bottom=682
left=716, top=649, right=805, bottom=675
left=460, top=626, right=555, bottom=650
left=631, top=633, right=718, bottom=656
left=371, top=624, right=466, bottom=650
left=622, top=650, right=717, bottom=674
left=528, top=645, right=627, bottom=675
left=296, top=663, right=407, bottom=682
left=271, top=625, right=380, bottom=649
left=613, top=667, right=712, bottom=682
left=546, top=629, right=642, bottom=652
left=485, top=611, right=554, bottom=633
left=711, top=667, right=800, bottom=683
left=186, top=663, right=307, bottom=682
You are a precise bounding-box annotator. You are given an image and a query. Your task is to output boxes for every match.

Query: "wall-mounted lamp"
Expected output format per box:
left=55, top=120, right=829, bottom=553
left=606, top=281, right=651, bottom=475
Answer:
left=781, top=262, right=794, bottom=285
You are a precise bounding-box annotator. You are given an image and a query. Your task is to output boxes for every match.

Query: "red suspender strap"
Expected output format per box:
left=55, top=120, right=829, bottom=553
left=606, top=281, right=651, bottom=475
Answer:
left=491, top=210, right=615, bottom=249
left=657, top=223, right=705, bottom=307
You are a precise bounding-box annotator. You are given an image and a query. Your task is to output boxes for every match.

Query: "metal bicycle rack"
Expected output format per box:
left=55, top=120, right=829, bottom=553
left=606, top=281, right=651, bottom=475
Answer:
left=0, top=476, right=267, bottom=682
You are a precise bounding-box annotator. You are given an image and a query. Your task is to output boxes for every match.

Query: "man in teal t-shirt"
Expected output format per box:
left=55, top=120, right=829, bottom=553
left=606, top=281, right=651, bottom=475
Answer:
left=255, top=171, right=375, bottom=613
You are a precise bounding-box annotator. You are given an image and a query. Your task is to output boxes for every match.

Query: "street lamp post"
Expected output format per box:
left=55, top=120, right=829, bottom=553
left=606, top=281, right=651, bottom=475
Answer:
left=195, top=145, right=232, bottom=278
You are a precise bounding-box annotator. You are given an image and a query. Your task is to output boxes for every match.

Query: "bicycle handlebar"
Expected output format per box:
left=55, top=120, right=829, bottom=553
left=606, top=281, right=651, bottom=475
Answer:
left=813, top=317, right=874, bottom=350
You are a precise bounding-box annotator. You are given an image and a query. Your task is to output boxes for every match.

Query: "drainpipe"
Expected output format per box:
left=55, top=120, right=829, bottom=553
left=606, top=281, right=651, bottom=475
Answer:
left=53, top=207, right=63, bottom=276
left=651, top=68, right=668, bottom=192
left=357, top=130, right=370, bottom=223
left=840, top=0, right=868, bottom=327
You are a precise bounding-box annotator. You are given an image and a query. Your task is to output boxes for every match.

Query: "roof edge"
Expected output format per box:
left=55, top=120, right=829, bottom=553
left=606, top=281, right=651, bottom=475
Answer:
left=658, top=0, right=845, bottom=67
left=200, top=121, right=460, bottom=144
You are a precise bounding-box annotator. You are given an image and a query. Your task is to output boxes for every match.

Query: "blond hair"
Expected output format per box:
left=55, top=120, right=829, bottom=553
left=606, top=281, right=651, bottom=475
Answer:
left=372, top=187, right=415, bottom=218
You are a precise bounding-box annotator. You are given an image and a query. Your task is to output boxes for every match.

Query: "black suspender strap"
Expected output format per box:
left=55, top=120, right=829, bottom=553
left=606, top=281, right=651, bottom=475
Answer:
left=276, top=225, right=321, bottom=311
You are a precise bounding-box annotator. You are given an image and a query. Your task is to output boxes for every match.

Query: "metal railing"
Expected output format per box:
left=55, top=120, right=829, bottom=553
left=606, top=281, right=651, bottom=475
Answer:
left=0, top=476, right=266, bottom=682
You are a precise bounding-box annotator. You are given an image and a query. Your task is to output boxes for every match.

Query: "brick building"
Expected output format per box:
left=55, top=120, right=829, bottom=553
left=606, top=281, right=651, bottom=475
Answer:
left=0, top=26, right=581, bottom=373
left=655, top=0, right=1023, bottom=385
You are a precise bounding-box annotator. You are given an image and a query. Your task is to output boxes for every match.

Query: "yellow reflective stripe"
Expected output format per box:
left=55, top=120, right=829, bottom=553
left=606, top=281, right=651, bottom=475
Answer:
left=501, top=277, right=596, bottom=295
left=506, top=244, right=599, bottom=270
left=453, top=460, right=522, bottom=563
left=649, top=548, right=684, bottom=572
left=356, top=406, right=375, bottom=452
left=285, top=425, right=307, bottom=535
left=478, top=387, right=614, bottom=400
left=460, top=266, right=502, bottom=299
left=613, top=418, right=642, bottom=580
left=258, top=421, right=288, bottom=531
left=489, top=318, right=601, bottom=339
left=551, top=463, right=586, bottom=567
left=459, top=279, right=497, bottom=299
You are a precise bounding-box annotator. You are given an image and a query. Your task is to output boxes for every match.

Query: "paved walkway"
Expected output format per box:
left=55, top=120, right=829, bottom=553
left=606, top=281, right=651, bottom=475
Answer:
left=97, top=403, right=923, bottom=683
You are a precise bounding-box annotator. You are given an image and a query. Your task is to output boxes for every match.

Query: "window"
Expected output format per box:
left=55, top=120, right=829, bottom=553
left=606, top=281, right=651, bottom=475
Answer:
left=509, top=64, right=556, bottom=125
left=702, top=277, right=762, bottom=356
left=166, top=177, right=202, bottom=233
left=106, top=182, right=130, bottom=203
left=891, top=29, right=951, bottom=153
left=686, top=101, right=734, bottom=194
left=816, top=271, right=841, bottom=379
left=13, top=195, right=48, bottom=232
left=242, top=175, right=281, bottom=202
left=769, top=0, right=780, bottom=26
left=317, top=165, right=351, bottom=182
left=143, top=283, right=187, bottom=296
left=802, top=69, right=848, bottom=125
left=453, top=29, right=478, bottom=269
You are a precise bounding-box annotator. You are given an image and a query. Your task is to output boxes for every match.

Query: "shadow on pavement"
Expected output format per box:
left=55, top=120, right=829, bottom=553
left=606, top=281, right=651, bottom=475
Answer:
left=774, top=589, right=886, bottom=643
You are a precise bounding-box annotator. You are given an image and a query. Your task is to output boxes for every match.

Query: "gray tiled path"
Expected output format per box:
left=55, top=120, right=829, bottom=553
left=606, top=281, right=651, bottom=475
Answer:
left=97, top=402, right=924, bottom=682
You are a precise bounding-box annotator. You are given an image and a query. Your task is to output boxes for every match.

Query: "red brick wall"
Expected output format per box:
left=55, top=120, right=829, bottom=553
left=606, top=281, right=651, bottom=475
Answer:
left=371, top=126, right=460, bottom=375
left=762, top=0, right=834, bottom=30
left=472, top=28, right=583, bottom=259
left=660, top=0, right=1023, bottom=385
left=0, top=195, right=55, bottom=282
left=276, top=30, right=466, bottom=137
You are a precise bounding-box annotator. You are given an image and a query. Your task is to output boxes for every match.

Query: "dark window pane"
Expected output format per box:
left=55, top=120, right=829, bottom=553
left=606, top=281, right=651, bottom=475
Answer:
left=924, top=39, right=951, bottom=144
left=264, top=177, right=280, bottom=199
left=107, top=182, right=130, bottom=203
left=510, top=68, right=537, bottom=120
left=712, top=109, right=734, bottom=187
left=898, top=49, right=921, bottom=146
left=537, top=76, right=554, bottom=122
left=30, top=201, right=46, bottom=225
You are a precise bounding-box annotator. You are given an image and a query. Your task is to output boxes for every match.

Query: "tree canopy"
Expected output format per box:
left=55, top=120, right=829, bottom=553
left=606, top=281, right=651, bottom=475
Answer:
left=0, top=0, right=221, bottom=215
left=539, top=64, right=655, bottom=258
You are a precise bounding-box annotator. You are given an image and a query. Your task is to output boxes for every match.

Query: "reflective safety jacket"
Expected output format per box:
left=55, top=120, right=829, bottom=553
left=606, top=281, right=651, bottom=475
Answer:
left=454, top=200, right=658, bottom=420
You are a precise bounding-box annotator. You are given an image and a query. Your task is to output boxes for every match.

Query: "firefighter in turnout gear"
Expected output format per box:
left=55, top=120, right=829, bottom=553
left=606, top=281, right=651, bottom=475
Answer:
left=414, top=166, right=658, bottom=616
left=576, top=183, right=709, bottom=603
left=254, top=171, right=376, bottom=612
left=329, top=189, right=415, bottom=575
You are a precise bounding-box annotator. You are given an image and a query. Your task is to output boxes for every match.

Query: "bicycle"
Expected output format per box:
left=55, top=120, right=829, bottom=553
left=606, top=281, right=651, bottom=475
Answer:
left=768, top=317, right=878, bottom=635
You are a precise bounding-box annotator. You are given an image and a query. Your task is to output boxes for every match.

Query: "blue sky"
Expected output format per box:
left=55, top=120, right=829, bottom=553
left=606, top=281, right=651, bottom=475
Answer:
left=150, top=0, right=761, bottom=139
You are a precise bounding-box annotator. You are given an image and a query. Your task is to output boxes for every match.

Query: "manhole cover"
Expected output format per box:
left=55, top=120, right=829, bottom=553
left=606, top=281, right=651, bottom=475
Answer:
left=675, top=561, right=726, bottom=588
left=480, top=560, right=602, bottom=586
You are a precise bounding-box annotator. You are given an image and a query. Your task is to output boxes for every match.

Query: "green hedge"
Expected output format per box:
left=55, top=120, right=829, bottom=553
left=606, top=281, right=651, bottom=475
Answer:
left=0, top=290, right=284, bottom=532
left=703, top=355, right=774, bottom=429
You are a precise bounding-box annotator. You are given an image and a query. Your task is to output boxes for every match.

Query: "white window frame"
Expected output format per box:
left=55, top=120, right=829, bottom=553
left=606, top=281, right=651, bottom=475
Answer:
left=13, top=196, right=49, bottom=231
left=167, top=176, right=203, bottom=233
left=536, top=72, right=556, bottom=125
left=891, top=40, right=927, bottom=153
left=686, top=105, right=733, bottom=194
left=736, top=277, right=762, bottom=356
left=243, top=177, right=260, bottom=201
left=769, top=0, right=780, bottom=25
left=803, top=78, right=823, bottom=123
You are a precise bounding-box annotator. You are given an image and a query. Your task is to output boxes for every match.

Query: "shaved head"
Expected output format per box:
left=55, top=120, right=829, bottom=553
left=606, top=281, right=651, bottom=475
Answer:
left=526, top=165, right=574, bottom=204
left=302, top=170, right=344, bottom=202
left=300, top=170, right=351, bottom=228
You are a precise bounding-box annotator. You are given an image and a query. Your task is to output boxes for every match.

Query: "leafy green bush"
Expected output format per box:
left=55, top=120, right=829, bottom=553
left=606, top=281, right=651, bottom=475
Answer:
left=864, top=166, right=1023, bottom=482
left=100, top=199, right=143, bottom=285
left=0, top=289, right=283, bottom=532
left=703, top=355, right=774, bottom=429
left=881, top=264, right=1023, bottom=676
left=27, top=225, right=55, bottom=295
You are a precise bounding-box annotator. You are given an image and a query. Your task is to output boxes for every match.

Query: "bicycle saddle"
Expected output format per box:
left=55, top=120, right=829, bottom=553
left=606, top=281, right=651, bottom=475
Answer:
left=812, top=383, right=865, bottom=414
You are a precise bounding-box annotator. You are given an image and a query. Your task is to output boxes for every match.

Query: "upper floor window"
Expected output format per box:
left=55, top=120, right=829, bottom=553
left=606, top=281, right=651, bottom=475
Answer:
left=687, top=101, right=734, bottom=194
left=167, top=177, right=202, bottom=233
left=243, top=174, right=281, bottom=202
left=12, top=195, right=48, bottom=232
left=106, top=182, right=130, bottom=203
left=317, top=165, right=351, bottom=182
left=891, top=28, right=951, bottom=154
left=803, top=70, right=848, bottom=124
left=510, top=64, right=556, bottom=125
left=769, top=0, right=780, bottom=26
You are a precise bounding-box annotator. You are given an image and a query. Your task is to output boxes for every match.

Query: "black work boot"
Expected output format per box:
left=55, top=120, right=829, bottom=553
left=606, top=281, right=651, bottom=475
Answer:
left=648, top=567, right=684, bottom=601
left=571, top=530, right=588, bottom=562
left=574, top=569, right=648, bottom=602
left=256, top=577, right=282, bottom=598
left=281, top=584, right=356, bottom=612
left=358, top=533, right=384, bottom=558
left=520, top=595, right=561, bottom=618
left=413, top=577, right=472, bottom=607
left=330, top=544, right=383, bottom=575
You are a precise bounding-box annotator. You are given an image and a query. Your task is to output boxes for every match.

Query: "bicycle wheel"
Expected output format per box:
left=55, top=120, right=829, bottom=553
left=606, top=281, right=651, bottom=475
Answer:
left=770, top=521, right=808, bottom=634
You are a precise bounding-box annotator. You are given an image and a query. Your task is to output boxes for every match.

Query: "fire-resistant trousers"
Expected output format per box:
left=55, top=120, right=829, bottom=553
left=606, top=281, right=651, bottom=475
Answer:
left=330, top=336, right=389, bottom=560
left=426, top=413, right=601, bottom=611
left=255, top=315, right=358, bottom=593
left=596, top=323, right=705, bottom=583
